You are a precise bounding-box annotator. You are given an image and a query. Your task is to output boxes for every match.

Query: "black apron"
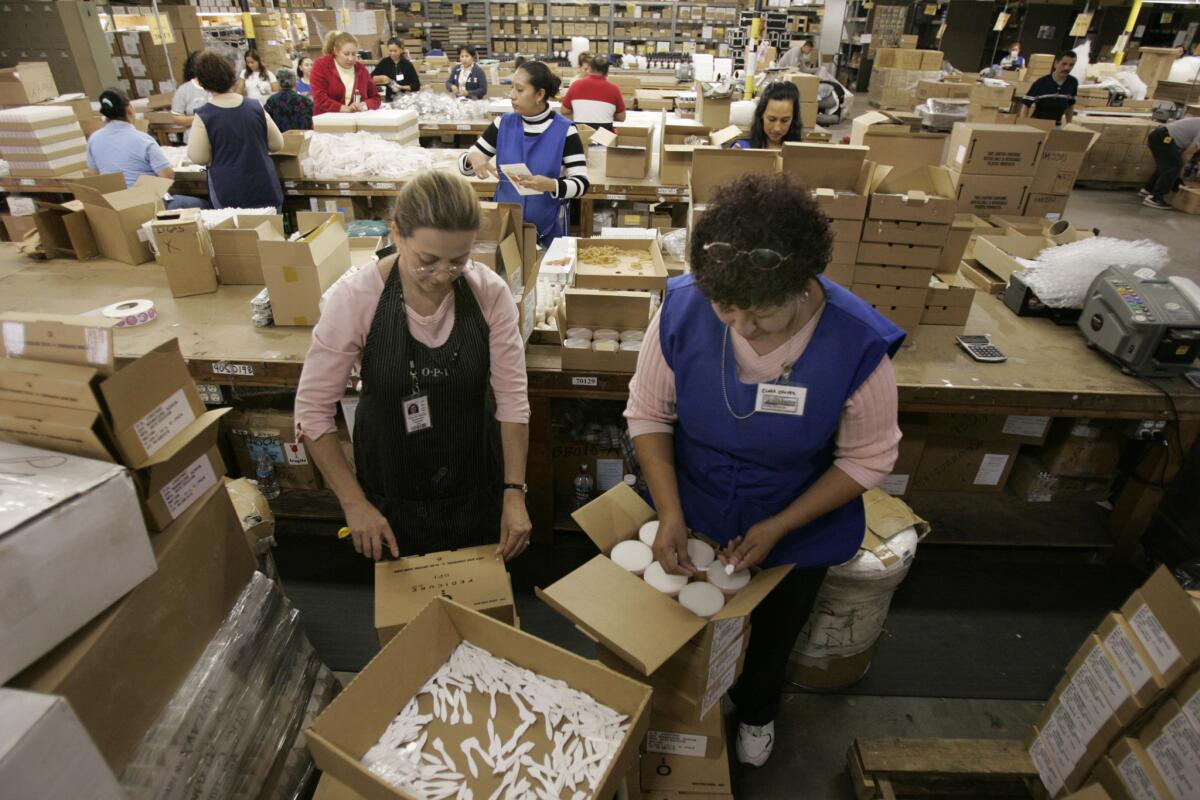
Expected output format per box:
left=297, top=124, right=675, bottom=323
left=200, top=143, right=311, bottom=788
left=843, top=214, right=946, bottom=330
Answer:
left=353, top=256, right=502, bottom=555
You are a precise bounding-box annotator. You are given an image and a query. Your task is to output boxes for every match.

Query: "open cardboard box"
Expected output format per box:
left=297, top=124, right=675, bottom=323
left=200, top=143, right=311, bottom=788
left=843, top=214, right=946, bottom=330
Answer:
left=556, top=289, right=653, bottom=373
left=150, top=209, right=218, bottom=298
left=271, top=130, right=310, bottom=180
left=306, top=598, right=652, bottom=800
left=941, top=213, right=993, bottom=269
left=810, top=160, right=876, bottom=221
left=689, top=147, right=781, bottom=208
left=257, top=213, right=351, bottom=326
left=33, top=199, right=96, bottom=260
left=780, top=143, right=870, bottom=192
left=867, top=165, right=957, bottom=225
left=0, top=357, right=114, bottom=459
left=209, top=213, right=284, bottom=285
left=375, top=544, right=515, bottom=646
left=537, top=483, right=791, bottom=679
left=591, top=124, right=654, bottom=180
left=66, top=173, right=174, bottom=265
left=658, top=117, right=740, bottom=187
left=972, top=234, right=1054, bottom=285
left=850, top=110, right=946, bottom=170
left=574, top=237, right=668, bottom=291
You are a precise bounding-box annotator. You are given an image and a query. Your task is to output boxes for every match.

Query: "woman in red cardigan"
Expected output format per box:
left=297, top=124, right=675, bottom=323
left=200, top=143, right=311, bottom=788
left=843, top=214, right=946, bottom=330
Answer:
left=310, top=30, right=381, bottom=116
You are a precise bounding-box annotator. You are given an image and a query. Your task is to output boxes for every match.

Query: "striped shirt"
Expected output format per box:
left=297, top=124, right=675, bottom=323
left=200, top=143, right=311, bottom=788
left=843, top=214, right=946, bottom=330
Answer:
left=459, top=107, right=590, bottom=199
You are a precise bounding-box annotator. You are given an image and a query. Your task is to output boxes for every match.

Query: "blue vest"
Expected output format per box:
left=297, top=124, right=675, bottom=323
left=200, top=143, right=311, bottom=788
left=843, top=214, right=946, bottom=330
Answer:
left=196, top=101, right=284, bottom=210
left=659, top=274, right=905, bottom=568
left=493, top=111, right=569, bottom=246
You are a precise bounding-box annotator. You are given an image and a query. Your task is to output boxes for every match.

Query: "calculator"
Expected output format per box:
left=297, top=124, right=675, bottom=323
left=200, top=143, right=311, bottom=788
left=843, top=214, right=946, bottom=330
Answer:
left=956, top=334, right=1007, bottom=363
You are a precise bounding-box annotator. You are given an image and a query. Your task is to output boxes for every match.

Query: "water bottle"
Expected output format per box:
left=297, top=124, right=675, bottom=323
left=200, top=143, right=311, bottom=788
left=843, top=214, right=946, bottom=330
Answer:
left=255, top=453, right=281, bottom=500
left=352, top=89, right=361, bottom=107
left=573, top=464, right=593, bottom=509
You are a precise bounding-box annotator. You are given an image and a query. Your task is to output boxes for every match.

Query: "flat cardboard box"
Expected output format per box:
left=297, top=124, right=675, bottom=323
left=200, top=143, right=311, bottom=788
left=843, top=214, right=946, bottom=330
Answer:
left=574, top=237, right=668, bottom=291
left=1024, top=193, right=1070, bottom=218
left=0, top=310, right=115, bottom=374
left=689, top=147, right=780, bottom=205
left=850, top=110, right=946, bottom=170
left=973, top=234, right=1053, bottom=284
left=645, top=705, right=726, bottom=760
left=1095, top=739, right=1174, bottom=800
left=851, top=283, right=929, bottom=308
left=641, top=732, right=732, bottom=796
left=1119, top=567, right=1200, bottom=686
left=0, top=689, right=125, bottom=800
left=223, top=408, right=325, bottom=491
left=946, top=122, right=1046, bottom=175
left=871, top=304, right=923, bottom=330
left=854, top=264, right=935, bottom=289
left=0, top=62, right=59, bottom=104
left=209, top=213, right=285, bottom=285
left=1136, top=699, right=1200, bottom=799
left=856, top=241, right=942, bottom=268
left=0, top=442, right=155, bottom=684
left=948, top=170, right=1032, bottom=215
left=940, top=214, right=992, bottom=269
left=911, top=436, right=1020, bottom=492
left=66, top=173, right=172, bottom=265
left=920, top=304, right=970, bottom=326
left=556, top=289, right=653, bottom=373
left=11, top=484, right=257, bottom=773
left=0, top=389, right=115, bottom=463
left=537, top=483, right=790, bottom=681
left=306, top=598, right=652, bottom=800
left=868, top=165, right=957, bottom=224
left=829, top=219, right=865, bottom=244
left=32, top=199, right=96, bottom=260
left=861, top=219, right=950, bottom=248
left=150, top=210, right=217, bottom=297
left=1096, top=612, right=1169, bottom=709
left=375, top=545, right=515, bottom=645
left=780, top=143, right=870, bottom=191
left=258, top=214, right=351, bottom=326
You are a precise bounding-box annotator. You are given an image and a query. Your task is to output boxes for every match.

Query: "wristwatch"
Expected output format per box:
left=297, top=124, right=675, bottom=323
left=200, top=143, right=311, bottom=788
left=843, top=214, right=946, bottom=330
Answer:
left=503, top=482, right=528, bottom=494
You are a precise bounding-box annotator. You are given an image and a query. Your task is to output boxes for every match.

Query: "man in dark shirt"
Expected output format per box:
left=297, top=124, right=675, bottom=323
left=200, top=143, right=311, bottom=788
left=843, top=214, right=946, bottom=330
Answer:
left=1020, top=51, right=1078, bottom=125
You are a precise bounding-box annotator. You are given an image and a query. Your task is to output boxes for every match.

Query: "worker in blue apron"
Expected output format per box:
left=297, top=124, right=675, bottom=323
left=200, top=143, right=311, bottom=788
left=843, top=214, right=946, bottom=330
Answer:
left=626, top=172, right=904, bottom=770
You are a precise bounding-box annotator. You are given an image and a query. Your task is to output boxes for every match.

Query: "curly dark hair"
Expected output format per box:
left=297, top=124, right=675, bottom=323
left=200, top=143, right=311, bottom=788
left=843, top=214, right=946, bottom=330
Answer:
left=749, top=80, right=803, bottom=149
left=194, top=49, right=237, bottom=94
left=688, top=172, right=832, bottom=309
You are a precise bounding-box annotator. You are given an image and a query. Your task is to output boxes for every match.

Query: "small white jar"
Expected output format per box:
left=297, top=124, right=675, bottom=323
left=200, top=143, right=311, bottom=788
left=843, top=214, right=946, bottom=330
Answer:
left=611, top=539, right=653, bottom=575
left=707, top=561, right=750, bottom=596
left=644, top=561, right=689, bottom=597
left=638, top=520, right=659, bottom=547
left=565, top=327, right=593, bottom=340
left=678, top=581, right=726, bottom=618
left=686, top=538, right=716, bottom=571
left=563, top=337, right=591, bottom=349
left=619, top=340, right=642, bottom=352
left=593, top=328, right=620, bottom=342
left=592, top=339, right=619, bottom=353
left=620, top=329, right=645, bottom=343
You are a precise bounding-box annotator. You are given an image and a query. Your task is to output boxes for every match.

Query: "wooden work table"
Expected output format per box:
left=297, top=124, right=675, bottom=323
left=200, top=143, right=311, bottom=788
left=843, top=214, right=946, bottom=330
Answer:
left=1, top=249, right=1197, bottom=556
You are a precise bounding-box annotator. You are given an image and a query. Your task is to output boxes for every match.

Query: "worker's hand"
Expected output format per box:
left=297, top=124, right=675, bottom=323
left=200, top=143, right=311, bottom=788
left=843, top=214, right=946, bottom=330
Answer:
left=497, top=490, right=533, bottom=561
left=653, top=515, right=697, bottom=577
left=344, top=498, right=399, bottom=560
left=401, top=85, right=413, bottom=92
left=512, top=174, right=557, bottom=194
left=354, top=101, right=369, bottom=112
left=467, top=151, right=494, bottom=179
left=720, top=518, right=786, bottom=572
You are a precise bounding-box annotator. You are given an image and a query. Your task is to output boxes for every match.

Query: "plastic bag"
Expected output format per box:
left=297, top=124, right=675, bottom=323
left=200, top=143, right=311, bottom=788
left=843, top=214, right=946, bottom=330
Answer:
left=661, top=228, right=687, bottom=261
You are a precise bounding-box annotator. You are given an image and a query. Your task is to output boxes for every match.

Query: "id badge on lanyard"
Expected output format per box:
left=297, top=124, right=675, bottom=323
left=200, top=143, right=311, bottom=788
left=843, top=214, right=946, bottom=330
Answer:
left=755, top=383, right=807, bottom=416
left=403, top=358, right=432, bottom=434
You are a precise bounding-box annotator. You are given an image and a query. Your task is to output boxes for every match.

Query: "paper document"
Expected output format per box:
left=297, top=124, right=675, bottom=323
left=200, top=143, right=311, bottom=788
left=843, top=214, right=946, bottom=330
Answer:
left=499, top=163, right=541, bottom=196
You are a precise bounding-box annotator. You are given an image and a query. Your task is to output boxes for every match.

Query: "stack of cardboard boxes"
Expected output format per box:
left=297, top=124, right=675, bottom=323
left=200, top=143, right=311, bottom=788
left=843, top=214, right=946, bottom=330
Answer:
left=1028, top=567, right=1200, bottom=799
left=901, top=412, right=1052, bottom=495
left=944, top=122, right=1047, bottom=217
left=136, top=31, right=187, bottom=96
left=1008, top=418, right=1124, bottom=504
left=850, top=110, right=947, bottom=170
left=1076, top=116, right=1157, bottom=186
left=869, top=47, right=944, bottom=111
left=164, top=6, right=208, bottom=56
left=0, top=104, right=87, bottom=178
left=0, top=1, right=118, bottom=98
left=247, top=12, right=293, bottom=72
left=1027, top=124, right=1098, bottom=217
left=1135, top=47, right=1182, bottom=99
left=968, top=81, right=1017, bottom=124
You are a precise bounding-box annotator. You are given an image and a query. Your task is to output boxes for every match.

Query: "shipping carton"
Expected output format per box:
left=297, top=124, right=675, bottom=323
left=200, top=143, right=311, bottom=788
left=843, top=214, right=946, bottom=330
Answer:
left=537, top=483, right=791, bottom=687
left=574, top=237, right=668, bottom=291
left=375, top=545, right=515, bottom=645
left=879, top=436, right=926, bottom=497
left=1118, top=567, right=1200, bottom=686
left=854, top=264, right=936, bottom=289
left=1095, top=612, right=1169, bottom=708
left=868, top=165, right=957, bottom=224
left=969, top=82, right=1015, bottom=108
left=257, top=213, right=351, bottom=326
left=1038, top=419, right=1123, bottom=478
left=150, top=209, right=218, bottom=297
left=857, top=241, right=942, bottom=268
left=811, top=161, right=876, bottom=221
left=209, top=213, right=285, bottom=285
left=659, top=118, right=712, bottom=186
left=941, top=213, right=992, bottom=269
left=11, top=484, right=256, bottom=773
left=861, top=219, right=950, bottom=248
left=903, top=411, right=1051, bottom=445
left=223, top=408, right=324, bottom=491
left=850, top=283, right=929, bottom=308
left=66, top=173, right=173, bottom=264
left=1024, top=193, right=1070, bottom=218
left=0, top=62, right=59, bottom=104
left=948, top=170, right=1032, bottom=215
left=946, top=122, right=1046, bottom=175
left=0, top=312, right=116, bottom=374
left=1097, top=738, right=1174, bottom=800
left=927, top=270, right=977, bottom=310
left=850, top=110, right=946, bottom=170
left=641, top=729, right=731, bottom=796
left=780, top=143, right=870, bottom=191
left=1136, top=700, right=1200, bottom=799
left=306, top=598, right=652, bottom=800
left=592, top=124, right=654, bottom=180
left=689, top=147, right=780, bottom=206
left=32, top=199, right=96, bottom=260
left=912, top=436, right=1020, bottom=492
left=644, top=705, right=726, bottom=760
left=556, top=289, right=653, bottom=373
left=694, top=82, right=732, bottom=129
left=0, top=443, right=155, bottom=684
left=0, top=356, right=116, bottom=462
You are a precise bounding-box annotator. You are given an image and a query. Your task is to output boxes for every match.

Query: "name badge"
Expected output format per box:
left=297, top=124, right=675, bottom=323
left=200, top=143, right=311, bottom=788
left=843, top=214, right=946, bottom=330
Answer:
left=755, top=384, right=806, bottom=416
left=403, top=394, right=432, bottom=433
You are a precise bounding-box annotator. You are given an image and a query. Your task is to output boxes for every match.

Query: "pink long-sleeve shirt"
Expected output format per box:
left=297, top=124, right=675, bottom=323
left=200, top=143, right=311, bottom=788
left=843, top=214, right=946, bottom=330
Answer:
left=294, top=260, right=530, bottom=442
left=624, top=304, right=901, bottom=489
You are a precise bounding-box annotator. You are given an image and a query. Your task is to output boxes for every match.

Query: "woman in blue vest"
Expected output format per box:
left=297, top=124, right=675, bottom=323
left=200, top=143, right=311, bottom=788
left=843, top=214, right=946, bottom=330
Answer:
left=732, top=80, right=803, bottom=150
left=186, top=49, right=284, bottom=211
left=625, top=172, right=904, bottom=768
left=459, top=61, right=589, bottom=246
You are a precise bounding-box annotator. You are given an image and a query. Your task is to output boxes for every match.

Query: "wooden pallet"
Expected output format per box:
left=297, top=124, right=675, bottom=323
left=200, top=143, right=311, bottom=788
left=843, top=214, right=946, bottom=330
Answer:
left=847, top=738, right=1043, bottom=799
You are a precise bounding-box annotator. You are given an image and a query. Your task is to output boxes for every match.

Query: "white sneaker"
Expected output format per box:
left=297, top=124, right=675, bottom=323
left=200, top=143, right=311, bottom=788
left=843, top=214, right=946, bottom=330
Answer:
left=736, top=721, right=775, bottom=767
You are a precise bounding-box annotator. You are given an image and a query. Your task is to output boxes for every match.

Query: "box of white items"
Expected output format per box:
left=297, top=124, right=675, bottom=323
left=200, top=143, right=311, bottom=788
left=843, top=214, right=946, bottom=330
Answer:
left=0, top=442, right=156, bottom=683
left=537, top=483, right=790, bottom=712
left=0, top=689, right=125, bottom=800
left=306, top=598, right=652, bottom=800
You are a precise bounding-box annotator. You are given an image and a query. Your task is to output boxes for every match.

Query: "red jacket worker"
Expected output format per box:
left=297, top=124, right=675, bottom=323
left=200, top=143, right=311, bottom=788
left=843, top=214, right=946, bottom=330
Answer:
left=309, top=30, right=381, bottom=116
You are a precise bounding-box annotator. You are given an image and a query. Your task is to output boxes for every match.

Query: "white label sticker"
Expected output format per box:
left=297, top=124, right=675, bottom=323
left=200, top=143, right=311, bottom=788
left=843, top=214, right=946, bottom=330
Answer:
left=571, top=376, right=598, bottom=387
left=1163, top=716, right=1200, bottom=793
left=973, top=453, right=1010, bottom=486
left=1128, top=604, right=1181, bottom=676
left=701, top=659, right=737, bottom=718
left=133, top=388, right=196, bottom=457
left=2, top=321, right=26, bottom=356
left=284, top=441, right=308, bottom=465
left=878, top=473, right=910, bottom=496
left=1083, top=644, right=1130, bottom=714
left=456, top=123, right=472, bottom=130
left=1002, top=414, right=1050, bottom=438
left=1146, top=730, right=1199, bottom=800
left=7, top=196, right=35, bottom=215
left=1104, top=624, right=1152, bottom=692
left=1119, top=751, right=1164, bottom=800
left=337, top=181, right=350, bottom=189
left=212, top=361, right=255, bottom=376
left=1048, top=701, right=1087, bottom=770
left=160, top=454, right=218, bottom=520
left=710, top=616, right=745, bottom=660
left=1182, top=689, right=1200, bottom=735
left=955, top=144, right=967, bottom=166
left=84, top=326, right=109, bottom=366
left=1059, top=681, right=1102, bottom=745
left=646, top=730, right=707, bottom=757
left=707, top=633, right=743, bottom=685
left=1028, top=735, right=1063, bottom=797
left=755, top=383, right=807, bottom=416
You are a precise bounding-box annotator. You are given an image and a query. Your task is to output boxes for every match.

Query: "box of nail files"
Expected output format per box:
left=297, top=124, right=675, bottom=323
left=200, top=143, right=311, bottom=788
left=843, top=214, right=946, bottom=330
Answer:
left=307, top=598, right=651, bottom=800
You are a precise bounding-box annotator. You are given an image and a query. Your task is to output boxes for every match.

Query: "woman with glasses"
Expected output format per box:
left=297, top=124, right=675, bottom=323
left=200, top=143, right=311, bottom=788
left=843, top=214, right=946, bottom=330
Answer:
left=295, top=171, right=532, bottom=563
left=625, top=172, right=903, bottom=768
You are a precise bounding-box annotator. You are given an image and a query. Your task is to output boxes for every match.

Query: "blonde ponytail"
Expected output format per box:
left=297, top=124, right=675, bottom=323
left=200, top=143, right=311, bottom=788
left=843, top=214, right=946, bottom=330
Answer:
left=323, top=29, right=358, bottom=56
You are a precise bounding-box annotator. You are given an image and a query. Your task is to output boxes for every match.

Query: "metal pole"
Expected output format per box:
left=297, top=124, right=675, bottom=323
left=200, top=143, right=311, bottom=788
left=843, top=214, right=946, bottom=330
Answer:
left=1113, top=0, right=1144, bottom=66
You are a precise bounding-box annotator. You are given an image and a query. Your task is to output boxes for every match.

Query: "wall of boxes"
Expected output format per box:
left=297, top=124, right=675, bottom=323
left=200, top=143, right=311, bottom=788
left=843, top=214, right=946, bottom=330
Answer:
left=0, top=1, right=118, bottom=98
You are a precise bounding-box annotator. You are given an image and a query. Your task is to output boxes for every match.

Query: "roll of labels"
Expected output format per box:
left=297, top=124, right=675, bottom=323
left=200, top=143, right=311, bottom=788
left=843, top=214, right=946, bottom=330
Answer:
left=101, top=299, right=157, bottom=328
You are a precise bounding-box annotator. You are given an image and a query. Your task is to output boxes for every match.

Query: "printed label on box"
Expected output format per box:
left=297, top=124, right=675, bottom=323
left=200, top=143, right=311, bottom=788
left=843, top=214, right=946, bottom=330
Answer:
left=1164, top=716, right=1200, bottom=791
left=134, top=388, right=197, bottom=457
left=1182, top=692, right=1200, bottom=735
left=1128, top=604, right=1181, bottom=676
left=1040, top=715, right=1077, bottom=778
left=1061, top=681, right=1102, bottom=745
left=1083, top=644, right=1130, bottom=714
left=710, top=616, right=745, bottom=661
left=1104, top=624, right=1152, bottom=691
left=1002, top=415, right=1050, bottom=438
left=284, top=441, right=308, bottom=465
left=2, top=321, right=25, bottom=356
left=646, top=730, right=707, bottom=757
left=1146, top=732, right=1199, bottom=800
left=707, top=633, right=743, bottom=686
left=160, top=453, right=218, bottom=519
left=879, top=473, right=910, bottom=496
left=702, top=659, right=737, bottom=718
left=1048, top=703, right=1087, bottom=770
left=84, top=326, right=109, bottom=366
left=595, top=458, right=624, bottom=491
left=973, top=453, right=1010, bottom=486
left=1028, top=735, right=1064, bottom=797
left=1118, top=752, right=1164, bottom=800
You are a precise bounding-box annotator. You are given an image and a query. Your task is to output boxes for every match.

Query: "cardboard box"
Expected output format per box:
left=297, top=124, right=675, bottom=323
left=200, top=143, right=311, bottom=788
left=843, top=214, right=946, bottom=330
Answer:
left=878, top=435, right=926, bottom=497
left=224, top=476, right=275, bottom=550
left=927, top=270, right=977, bottom=309
left=948, top=170, right=1032, bottom=215
left=1096, top=612, right=1168, bottom=709
left=574, top=237, right=668, bottom=291
left=851, top=282, right=929, bottom=308
left=0, top=689, right=125, bottom=800
left=868, top=165, right=957, bottom=224
left=903, top=411, right=1051, bottom=444
left=972, top=234, right=1053, bottom=284
left=941, top=213, right=992, bottom=269
left=66, top=173, right=173, bottom=265
left=149, top=209, right=217, bottom=297
left=969, top=82, right=1015, bottom=108
left=824, top=262, right=855, bottom=287
left=0, top=358, right=111, bottom=463
left=258, top=213, right=351, bottom=326
left=1037, top=419, right=1123, bottom=478
left=1024, top=192, right=1070, bottom=218
left=811, top=160, right=876, bottom=221
left=911, top=436, right=1020, bottom=492
left=375, top=545, right=516, bottom=645
left=209, top=213, right=284, bottom=285
left=1100, top=738, right=1175, bottom=800
left=853, top=264, right=935, bottom=289
left=857, top=241, right=943, bottom=269
left=694, top=82, right=732, bottom=129
left=850, top=110, right=946, bottom=170
left=829, top=219, right=865, bottom=244
left=861, top=219, right=950, bottom=248
left=641, top=731, right=731, bottom=796
left=1136, top=699, right=1200, bottom=799
left=592, top=124, right=653, bottom=180
left=30, top=199, right=96, bottom=260
left=305, top=598, right=652, bottom=800
left=1027, top=725, right=1065, bottom=797
left=0, top=62, right=59, bottom=104
left=1119, top=567, right=1200, bottom=686
left=946, top=123, right=1045, bottom=176
left=659, top=119, right=711, bottom=186
left=0, top=442, right=155, bottom=684
left=0, top=312, right=116, bottom=375
left=644, top=706, right=726, bottom=760
left=688, top=147, right=780, bottom=205
left=780, top=143, right=870, bottom=192
left=223, top=407, right=324, bottom=491
left=537, top=483, right=790, bottom=696
left=11, top=484, right=256, bottom=773
left=557, top=289, right=653, bottom=373
left=871, top=304, right=923, bottom=330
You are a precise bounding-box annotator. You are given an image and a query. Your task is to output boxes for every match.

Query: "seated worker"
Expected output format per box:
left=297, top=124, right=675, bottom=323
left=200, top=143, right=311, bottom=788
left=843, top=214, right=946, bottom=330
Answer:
left=1020, top=51, right=1078, bottom=125
left=446, top=46, right=488, bottom=99
left=265, top=69, right=313, bottom=132
left=776, top=39, right=819, bottom=74
left=733, top=81, right=803, bottom=150
left=999, top=42, right=1025, bottom=70
left=561, top=56, right=626, bottom=130
left=373, top=39, right=421, bottom=101
left=88, top=88, right=207, bottom=210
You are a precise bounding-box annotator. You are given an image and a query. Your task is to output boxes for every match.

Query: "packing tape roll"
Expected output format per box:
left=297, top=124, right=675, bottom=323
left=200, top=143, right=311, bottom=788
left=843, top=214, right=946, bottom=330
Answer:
left=102, top=299, right=157, bottom=328
left=1047, top=219, right=1075, bottom=245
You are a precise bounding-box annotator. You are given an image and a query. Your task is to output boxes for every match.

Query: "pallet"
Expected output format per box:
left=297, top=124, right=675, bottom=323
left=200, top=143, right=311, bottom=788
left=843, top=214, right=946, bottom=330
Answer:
left=847, top=738, right=1043, bottom=799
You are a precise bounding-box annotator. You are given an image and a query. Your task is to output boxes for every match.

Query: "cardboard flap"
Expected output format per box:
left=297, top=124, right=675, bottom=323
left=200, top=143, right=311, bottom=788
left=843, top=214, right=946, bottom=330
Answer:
left=536, top=556, right=706, bottom=675
left=875, top=165, right=955, bottom=199
left=570, top=482, right=656, bottom=553
left=713, top=564, right=792, bottom=621
left=35, top=199, right=85, bottom=213
left=863, top=488, right=930, bottom=540
left=709, top=125, right=741, bottom=148
left=0, top=398, right=113, bottom=462
left=65, top=173, right=126, bottom=207
left=663, top=144, right=698, bottom=154
left=141, top=407, right=230, bottom=470
left=590, top=127, right=618, bottom=148
left=0, top=358, right=100, bottom=412
left=131, top=174, right=175, bottom=198
left=781, top=143, right=869, bottom=191
left=498, top=233, right=523, bottom=286
left=564, top=288, right=652, bottom=328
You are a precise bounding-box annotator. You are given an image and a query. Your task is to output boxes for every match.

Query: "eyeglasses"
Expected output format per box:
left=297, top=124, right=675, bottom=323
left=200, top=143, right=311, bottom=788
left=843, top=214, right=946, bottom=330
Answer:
left=703, top=242, right=791, bottom=272
left=413, top=261, right=466, bottom=276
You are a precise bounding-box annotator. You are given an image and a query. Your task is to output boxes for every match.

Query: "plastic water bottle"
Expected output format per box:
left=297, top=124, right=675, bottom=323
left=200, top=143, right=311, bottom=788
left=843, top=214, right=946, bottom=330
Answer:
left=255, top=453, right=281, bottom=500
left=573, top=464, right=593, bottom=509
left=352, top=89, right=361, bottom=107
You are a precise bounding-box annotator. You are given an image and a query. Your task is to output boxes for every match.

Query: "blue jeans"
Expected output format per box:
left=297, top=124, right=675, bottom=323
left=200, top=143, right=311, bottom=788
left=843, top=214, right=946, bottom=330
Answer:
left=166, top=194, right=209, bottom=210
